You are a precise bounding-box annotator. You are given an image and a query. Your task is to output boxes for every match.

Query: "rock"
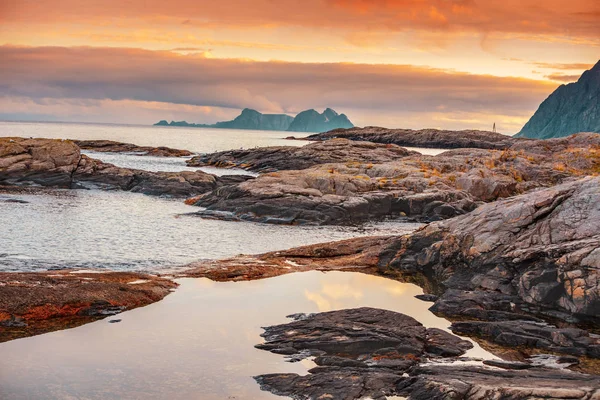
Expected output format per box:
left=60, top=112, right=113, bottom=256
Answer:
left=181, top=235, right=398, bottom=281
left=451, top=320, right=600, bottom=358
left=188, top=133, right=600, bottom=224
left=483, top=359, right=534, bottom=370
left=254, top=308, right=600, bottom=400
left=0, top=137, right=229, bottom=198
left=0, top=270, right=177, bottom=342
left=400, top=364, right=600, bottom=400
left=73, top=155, right=219, bottom=197
left=73, top=140, right=193, bottom=157
left=108, top=319, right=122, bottom=323
left=0, top=137, right=81, bottom=187
left=415, top=294, right=438, bottom=302
left=388, top=176, right=600, bottom=323
left=184, top=175, right=600, bottom=367
left=516, top=60, right=600, bottom=139
left=186, top=138, right=417, bottom=172
left=307, top=126, right=524, bottom=149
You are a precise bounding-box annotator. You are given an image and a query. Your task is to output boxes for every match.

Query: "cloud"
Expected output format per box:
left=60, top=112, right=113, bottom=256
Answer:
left=544, top=74, right=581, bottom=83
left=2, top=0, right=599, bottom=41
left=533, top=62, right=595, bottom=70
left=0, top=46, right=556, bottom=119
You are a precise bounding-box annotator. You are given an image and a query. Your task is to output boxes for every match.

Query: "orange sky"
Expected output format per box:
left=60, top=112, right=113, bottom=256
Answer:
left=0, top=0, right=598, bottom=132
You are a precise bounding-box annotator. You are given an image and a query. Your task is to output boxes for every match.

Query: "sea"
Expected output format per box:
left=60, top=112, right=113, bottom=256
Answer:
left=0, top=121, right=482, bottom=400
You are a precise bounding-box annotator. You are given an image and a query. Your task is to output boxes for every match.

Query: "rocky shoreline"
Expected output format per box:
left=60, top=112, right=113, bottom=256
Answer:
left=73, top=139, right=194, bottom=157
left=0, top=137, right=252, bottom=197
left=2, top=132, right=600, bottom=398
left=0, top=270, right=177, bottom=342
left=187, top=133, right=600, bottom=225
left=254, top=308, right=600, bottom=399
left=307, top=126, right=526, bottom=149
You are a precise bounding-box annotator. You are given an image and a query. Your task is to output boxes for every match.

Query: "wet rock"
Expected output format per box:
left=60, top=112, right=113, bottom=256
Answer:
left=0, top=316, right=27, bottom=328
left=451, top=320, right=600, bottom=358
left=255, top=308, right=440, bottom=362
left=254, top=308, right=600, bottom=400
left=415, top=294, right=438, bottom=302
left=73, top=140, right=193, bottom=157
left=425, top=327, right=473, bottom=357
left=400, top=364, right=600, bottom=400
left=483, top=359, right=534, bottom=370
left=307, top=126, right=523, bottom=149
left=0, top=270, right=177, bottom=342
left=187, top=138, right=417, bottom=172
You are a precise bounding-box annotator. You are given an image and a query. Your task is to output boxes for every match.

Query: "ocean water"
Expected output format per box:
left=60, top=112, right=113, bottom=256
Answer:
left=0, top=121, right=428, bottom=272
left=0, top=121, right=473, bottom=400
left=0, top=121, right=312, bottom=153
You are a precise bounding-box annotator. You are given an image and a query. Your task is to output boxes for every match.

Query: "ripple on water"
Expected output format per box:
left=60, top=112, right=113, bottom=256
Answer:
left=0, top=188, right=422, bottom=272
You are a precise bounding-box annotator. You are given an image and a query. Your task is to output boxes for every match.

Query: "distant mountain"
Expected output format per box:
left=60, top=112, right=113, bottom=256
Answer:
left=286, top=108, right=354, bottom=133
left=516, top=60, right=600, bottom=139
left=215, top=108, right=293, bottom=131
left=154, top=108, right=353, bottom=133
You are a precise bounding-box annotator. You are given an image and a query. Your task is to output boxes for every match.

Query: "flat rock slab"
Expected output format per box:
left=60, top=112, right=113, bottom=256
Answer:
left=0, top=270, right=178, bottom=342
left=254, top=308, right=600, bottom=400
left=73, top=140, right=194, bottom=157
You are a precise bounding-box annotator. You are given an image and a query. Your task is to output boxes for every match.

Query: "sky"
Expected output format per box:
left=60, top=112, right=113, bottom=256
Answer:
left=1, top=0, right=598, bottom=133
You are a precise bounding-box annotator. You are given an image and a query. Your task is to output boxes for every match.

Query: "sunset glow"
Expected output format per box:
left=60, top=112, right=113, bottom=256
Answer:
left=1, top=0, right=598, bottom=132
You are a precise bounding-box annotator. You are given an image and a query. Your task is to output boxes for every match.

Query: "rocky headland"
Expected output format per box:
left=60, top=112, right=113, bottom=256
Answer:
left=307, top=126, right=524, bottom=149
left=516, top=60, right=600, bottom=139
left=188, top=133, right=600, bottom=225
left=0, top=137, right=251, bottom=197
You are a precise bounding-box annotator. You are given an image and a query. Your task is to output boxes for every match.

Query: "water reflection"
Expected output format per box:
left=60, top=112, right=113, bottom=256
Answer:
left=0, top=271, right=495, bottom=400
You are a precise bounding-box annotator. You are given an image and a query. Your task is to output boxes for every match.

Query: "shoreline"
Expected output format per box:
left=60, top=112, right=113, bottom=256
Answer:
left=2, top=133, right=600, bottom=397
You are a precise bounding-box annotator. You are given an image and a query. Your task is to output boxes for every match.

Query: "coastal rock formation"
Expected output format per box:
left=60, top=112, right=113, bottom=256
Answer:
left=73, top=140, right=193, bottom=157
left=189, top=133, right=600, bottom=224
left=0, top=137, right=81, bottom=187
left=73, top=155, right=219, bottom=196
left=186, top=138, right=418, bottom=172
left=184, top=175, right=600, bottom=370
left=517, top=60, right=600, bottom=139
left=0, top=270, right=177, bottom=342
left=308, top=126, right=523, bottom=149
left=287, top=108, right=354, bottom=133
left=155, top=107, right=353, bottom=133
left=254, top=308, right=600, bottom=400
left=389, top=176, right=600, bottom=325
left=0, top=137, right=246, bottom=197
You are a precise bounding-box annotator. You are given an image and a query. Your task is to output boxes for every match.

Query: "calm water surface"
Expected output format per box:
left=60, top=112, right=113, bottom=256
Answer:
left=0, top=122, right=465, bottom=400
left=0, top=189, right=420, bottom=272
left=0, top=271, right=494, bottom=400
left=0, top=121, right=311, bottom=153
left=0, top=121, right=424, bottom=272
